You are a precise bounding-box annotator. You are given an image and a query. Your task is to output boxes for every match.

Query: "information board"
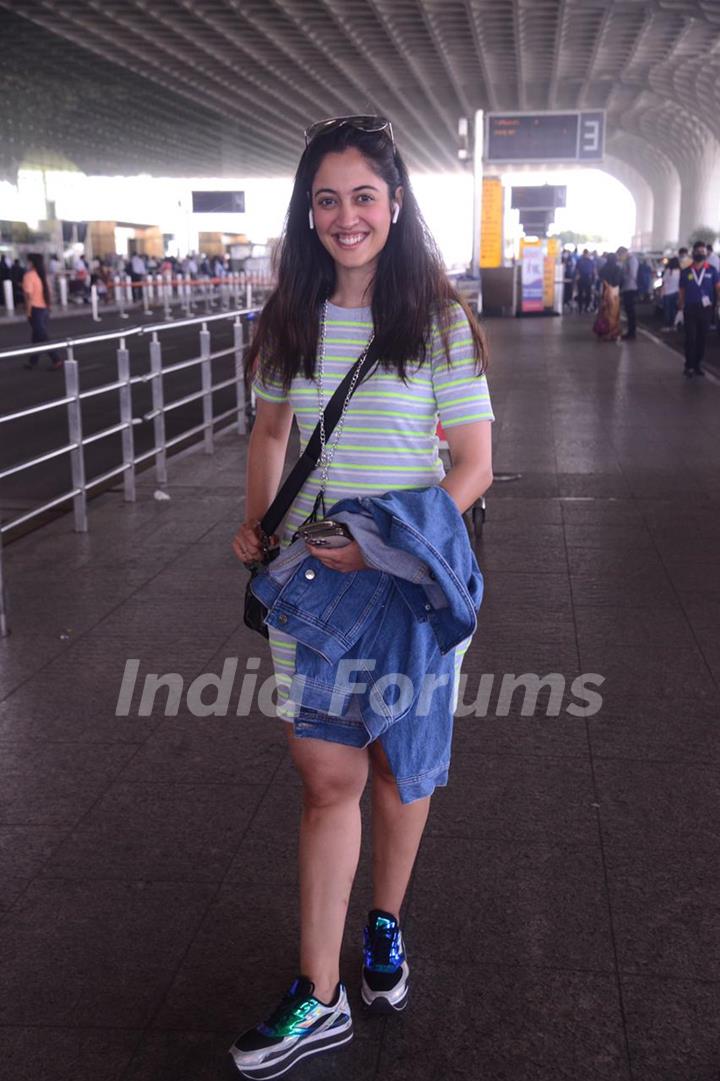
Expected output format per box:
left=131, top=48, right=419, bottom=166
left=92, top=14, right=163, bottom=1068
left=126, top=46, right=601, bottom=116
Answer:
left=486, top=112, right=605, bottom=163
left=192, top=191, right=245, bottom=213
left=520, top=242, right=545, bottom=313
left=480, top=177, right=503, bottom=268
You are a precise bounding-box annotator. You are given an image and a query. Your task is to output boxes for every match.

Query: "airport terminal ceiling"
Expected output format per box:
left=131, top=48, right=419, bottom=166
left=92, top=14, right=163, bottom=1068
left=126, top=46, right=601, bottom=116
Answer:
left=2, top=0, right=720, bottom=231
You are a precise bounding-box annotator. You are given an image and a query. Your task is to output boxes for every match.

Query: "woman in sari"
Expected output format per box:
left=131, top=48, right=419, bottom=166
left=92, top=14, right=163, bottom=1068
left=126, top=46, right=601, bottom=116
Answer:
left=594, top=252, right=623, bottom=341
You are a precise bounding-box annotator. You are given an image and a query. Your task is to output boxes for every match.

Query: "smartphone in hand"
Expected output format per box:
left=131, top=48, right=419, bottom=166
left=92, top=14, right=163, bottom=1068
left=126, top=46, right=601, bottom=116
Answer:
left=300, top=519, right=354, bottom=549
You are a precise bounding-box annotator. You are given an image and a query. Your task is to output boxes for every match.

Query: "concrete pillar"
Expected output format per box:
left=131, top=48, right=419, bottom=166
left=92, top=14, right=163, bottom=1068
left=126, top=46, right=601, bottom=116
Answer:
left=650, top=169, right=682, bottom=250
left=677, top=138, right=720, bottom=245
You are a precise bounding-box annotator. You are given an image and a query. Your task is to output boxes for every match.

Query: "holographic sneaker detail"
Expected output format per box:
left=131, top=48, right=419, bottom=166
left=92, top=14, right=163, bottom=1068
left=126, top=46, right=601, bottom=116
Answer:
left=363, top=910, right=405, bottom=973
left=230, top=977, right=353, bottom=1078
left=361, top=910, right=410, bottom=1013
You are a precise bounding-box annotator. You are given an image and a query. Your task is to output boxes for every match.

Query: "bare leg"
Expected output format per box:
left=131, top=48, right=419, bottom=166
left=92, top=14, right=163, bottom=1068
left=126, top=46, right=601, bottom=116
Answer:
left=287, top=727, right=369, bottom=1004
left=368, top=740, right=431, bottom=919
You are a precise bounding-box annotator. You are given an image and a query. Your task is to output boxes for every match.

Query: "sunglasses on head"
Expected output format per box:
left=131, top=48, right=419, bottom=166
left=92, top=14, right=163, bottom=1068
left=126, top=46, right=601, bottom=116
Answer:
left=304, top=115, right=395, bottom=150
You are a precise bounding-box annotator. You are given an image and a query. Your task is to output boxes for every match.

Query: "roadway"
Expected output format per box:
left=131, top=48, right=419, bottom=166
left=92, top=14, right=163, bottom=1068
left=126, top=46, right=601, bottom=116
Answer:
left=0, top=304, right=246, bottom=533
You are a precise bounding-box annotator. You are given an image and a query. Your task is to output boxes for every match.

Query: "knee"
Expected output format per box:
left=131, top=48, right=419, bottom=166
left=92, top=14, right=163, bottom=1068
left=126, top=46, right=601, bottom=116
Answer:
left=301, top=770, right=365, bottom=811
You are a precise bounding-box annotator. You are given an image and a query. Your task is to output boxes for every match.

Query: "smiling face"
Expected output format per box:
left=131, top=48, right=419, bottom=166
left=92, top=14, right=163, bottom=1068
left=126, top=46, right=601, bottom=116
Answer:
left=311, top=147, right=400, bottom=278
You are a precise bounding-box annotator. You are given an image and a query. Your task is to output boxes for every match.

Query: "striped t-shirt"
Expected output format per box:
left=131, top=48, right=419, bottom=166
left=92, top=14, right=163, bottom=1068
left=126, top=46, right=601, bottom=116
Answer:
left=253, top=301, right=494, bottom=544
left=252, top=300, right=494, bottom=719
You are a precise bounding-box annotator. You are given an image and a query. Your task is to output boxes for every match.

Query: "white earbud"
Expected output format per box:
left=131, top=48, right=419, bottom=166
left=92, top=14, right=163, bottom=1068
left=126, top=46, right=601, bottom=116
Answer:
left=391, top=203, right=400, bottom=224
left=308, top=208, right=315, bottom=230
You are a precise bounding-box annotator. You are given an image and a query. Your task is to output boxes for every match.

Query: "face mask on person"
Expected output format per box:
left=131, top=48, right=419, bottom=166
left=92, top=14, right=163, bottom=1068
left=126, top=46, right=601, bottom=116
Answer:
left=693, top=251, right=706, bottom=263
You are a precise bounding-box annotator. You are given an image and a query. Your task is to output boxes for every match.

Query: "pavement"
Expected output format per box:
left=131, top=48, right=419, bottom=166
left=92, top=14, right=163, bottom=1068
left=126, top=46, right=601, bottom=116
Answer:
left=1, top=314, right=719, bottom=1081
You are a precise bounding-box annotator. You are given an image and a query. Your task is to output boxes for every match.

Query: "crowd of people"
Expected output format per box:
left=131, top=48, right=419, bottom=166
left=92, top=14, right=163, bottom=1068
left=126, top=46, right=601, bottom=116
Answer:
left=561, top=241, right=720, bottom=377
left=0, top=250, right=237, bottom=310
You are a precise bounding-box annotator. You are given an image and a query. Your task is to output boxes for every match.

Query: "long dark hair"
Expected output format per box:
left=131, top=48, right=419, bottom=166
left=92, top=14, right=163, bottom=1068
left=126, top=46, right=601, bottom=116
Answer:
left=27, top=252, right=51, bottom=307
left=246, top=123, right=487, bottom=388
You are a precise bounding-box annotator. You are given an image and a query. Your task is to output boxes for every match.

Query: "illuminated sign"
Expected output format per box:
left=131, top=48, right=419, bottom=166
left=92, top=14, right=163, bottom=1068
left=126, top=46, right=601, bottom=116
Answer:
left=480, top=177, right=503, bottom=268
left=486, top=112, right=605, bottom=163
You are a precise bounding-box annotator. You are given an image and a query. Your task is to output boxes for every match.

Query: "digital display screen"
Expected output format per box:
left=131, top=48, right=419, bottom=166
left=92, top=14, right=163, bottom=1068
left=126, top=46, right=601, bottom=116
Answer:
left=511, top=186, right=567, bottom=211
left=192, top=191, right=245, bottom=213
left=486, top=112, right=604, bottom=163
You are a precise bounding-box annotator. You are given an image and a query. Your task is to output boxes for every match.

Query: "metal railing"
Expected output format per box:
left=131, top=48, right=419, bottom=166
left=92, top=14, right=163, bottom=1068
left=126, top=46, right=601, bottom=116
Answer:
left=0, top=305, right=260, bottom=636
left=2, top=271, right=272, bottom=323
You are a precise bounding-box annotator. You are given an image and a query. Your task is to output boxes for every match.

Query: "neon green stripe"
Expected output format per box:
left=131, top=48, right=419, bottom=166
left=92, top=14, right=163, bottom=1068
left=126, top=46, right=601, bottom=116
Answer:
left=326, top=319, right=373, bottom=328
left=294, top=408, right=429, bottom=419
left=434, top=374, right=484, bottom=391
left=442, top=393, right=491, bottom=407
left=442, top=413, right=494, bottom=426
left=341, top=425, right=433, bottom=434
left=326, top=443, right=432, bottom=454
left=331, top=462, right=431, bottom=472
left=253, top=386, right=287, bottom=402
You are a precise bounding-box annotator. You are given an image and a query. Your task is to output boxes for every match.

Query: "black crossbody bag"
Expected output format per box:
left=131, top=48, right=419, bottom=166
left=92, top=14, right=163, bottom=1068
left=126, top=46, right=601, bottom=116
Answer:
left=243, top=339, right=380, bottom=638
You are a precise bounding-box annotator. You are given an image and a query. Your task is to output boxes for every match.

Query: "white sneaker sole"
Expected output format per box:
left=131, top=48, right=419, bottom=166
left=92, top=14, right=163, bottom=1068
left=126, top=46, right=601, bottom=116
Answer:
left=230, top=1017, right=353, bottom=1079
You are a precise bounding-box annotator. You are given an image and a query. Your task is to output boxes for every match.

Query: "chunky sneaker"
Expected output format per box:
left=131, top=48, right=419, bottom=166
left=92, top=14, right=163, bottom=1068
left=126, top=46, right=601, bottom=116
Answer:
left=229, top=976, right=352, bottom=1079
left=361, top=909, right=410, bottom=1014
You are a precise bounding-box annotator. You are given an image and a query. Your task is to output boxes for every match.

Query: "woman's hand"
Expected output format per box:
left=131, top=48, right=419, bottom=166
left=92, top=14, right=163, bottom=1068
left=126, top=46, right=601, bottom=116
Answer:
left=307, top=540, right=368, bottom=573
left=232, top=520, right=277, bottom=565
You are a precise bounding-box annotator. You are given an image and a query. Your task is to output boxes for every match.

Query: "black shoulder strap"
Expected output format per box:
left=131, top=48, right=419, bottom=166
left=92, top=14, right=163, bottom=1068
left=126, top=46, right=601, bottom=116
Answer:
left=259, top=337, right=380, bottom=539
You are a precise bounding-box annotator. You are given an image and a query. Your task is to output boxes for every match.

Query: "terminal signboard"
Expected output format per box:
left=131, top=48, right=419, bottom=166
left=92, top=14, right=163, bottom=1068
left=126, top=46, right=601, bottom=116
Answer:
left=192, top=191, right=245, bottom=213
left=486, top=112, right=605, bottom=163
left=511, top=186, right=566, bottom=211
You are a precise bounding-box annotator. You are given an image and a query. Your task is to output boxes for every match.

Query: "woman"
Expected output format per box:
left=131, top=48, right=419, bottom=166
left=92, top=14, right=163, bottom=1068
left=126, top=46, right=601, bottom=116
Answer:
left=661, top=256, right=680, bottom=331
left=231, top=116, right=493, bottom=1079
left=22, top=253, right=62, bottom=370
left=593, top=252, right=623, bottom=342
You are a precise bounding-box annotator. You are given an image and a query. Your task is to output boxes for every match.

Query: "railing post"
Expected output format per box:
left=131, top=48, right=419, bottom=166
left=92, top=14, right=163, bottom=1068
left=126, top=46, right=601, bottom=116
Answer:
left=2, top=279, right=14, bottom=315
left=149, top=332, right=167, bottom=486
left=0, top=532, right=8, bottom=638
left=116, top=338, right=136, bottom=502
left=200, top=322, right=213, bottom=454
left=246, top=274, right=252, bottom=309
left=64, top=347, right=88, bottom=533
left=91, top=283, right=101, bottom=322
left=125, top=274, right=133, bottom=305
left=59, top=275, right=68, bottom=309
left=234, top=316, right=246, bottom=434
left=142, top=278, right=152, bottom=317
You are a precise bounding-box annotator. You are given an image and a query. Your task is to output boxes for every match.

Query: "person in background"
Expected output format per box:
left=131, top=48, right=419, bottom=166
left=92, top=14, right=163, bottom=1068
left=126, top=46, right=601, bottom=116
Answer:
left=22, top=252, right=63, bottom=370
left=11, top=258, right=25, bottom=306
left=575, top=248, right=595, bottom=313
left=593, top=252, right=623, bottom=342
left=660, top=256, right=681, bottom=332
left=678, top=247, right=691, bottom=269
left=676, top=240, right=720, bottom=377
left=130, top=250, right=146, bottom=302
left=562, top=251, right=575, bottom=310
left=707, top=244, right=720, bottom=330
left=47, top=252, right=61, bottom=304
left=0, top=253, right=11, bottom=306
left=637, top=257, right=653, bottom=301
left=616, top=246, right=639, bottom=341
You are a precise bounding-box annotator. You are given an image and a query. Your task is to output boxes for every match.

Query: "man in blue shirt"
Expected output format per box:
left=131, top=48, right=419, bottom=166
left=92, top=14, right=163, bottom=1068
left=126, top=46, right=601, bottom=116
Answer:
left=677, top=241, right=720, bottom=377
left=575, top=249, right=595, bottom=312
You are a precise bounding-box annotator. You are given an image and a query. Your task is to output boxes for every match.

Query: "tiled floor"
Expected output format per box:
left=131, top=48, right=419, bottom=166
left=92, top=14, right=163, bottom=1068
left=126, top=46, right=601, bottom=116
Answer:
left=0, top=315, right=718, bottom=1080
